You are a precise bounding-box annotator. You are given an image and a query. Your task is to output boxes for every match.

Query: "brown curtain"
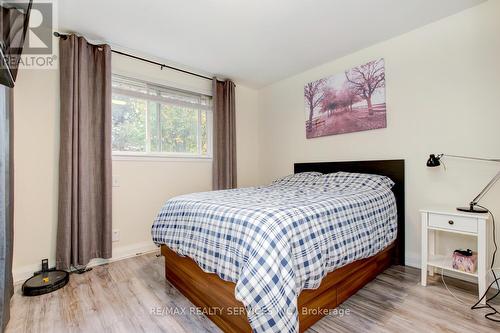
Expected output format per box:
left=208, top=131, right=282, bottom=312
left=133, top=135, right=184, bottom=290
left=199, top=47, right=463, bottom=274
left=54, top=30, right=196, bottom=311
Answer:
left=212, top=79, right=237, bottom=190
left=56, top=35, right=112, bottom=270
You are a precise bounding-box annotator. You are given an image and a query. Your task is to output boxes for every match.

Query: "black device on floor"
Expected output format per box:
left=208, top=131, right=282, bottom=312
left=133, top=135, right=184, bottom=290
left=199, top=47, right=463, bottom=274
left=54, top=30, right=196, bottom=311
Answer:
left=22, top=259, right=69, bottom=296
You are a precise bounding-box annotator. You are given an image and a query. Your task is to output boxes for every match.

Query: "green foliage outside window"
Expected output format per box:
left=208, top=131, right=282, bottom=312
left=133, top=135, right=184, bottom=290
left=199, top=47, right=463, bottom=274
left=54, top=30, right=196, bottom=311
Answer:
left=111, top=78, right=211, bottom=157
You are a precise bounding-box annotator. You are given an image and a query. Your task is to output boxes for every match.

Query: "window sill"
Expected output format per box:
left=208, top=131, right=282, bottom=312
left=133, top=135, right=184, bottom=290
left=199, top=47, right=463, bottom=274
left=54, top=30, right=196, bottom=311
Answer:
left=112, top=154, right=213, bottom=163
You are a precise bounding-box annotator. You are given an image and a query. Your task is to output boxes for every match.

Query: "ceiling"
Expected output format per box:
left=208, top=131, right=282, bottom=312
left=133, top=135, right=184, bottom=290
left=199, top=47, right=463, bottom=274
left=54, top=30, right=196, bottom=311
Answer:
left=58, top=0, right=485, bottom=88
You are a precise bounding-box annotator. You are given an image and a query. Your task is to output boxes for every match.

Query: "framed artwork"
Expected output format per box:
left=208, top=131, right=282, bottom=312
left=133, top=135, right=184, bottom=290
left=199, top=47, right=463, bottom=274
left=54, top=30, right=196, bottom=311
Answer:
left=304, top=58, right=386, bottom=138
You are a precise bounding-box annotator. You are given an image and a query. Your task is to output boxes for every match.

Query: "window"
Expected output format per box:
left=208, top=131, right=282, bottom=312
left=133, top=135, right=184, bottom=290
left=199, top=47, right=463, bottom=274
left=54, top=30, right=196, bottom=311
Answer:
left=112, top=75, right=212, bottom=158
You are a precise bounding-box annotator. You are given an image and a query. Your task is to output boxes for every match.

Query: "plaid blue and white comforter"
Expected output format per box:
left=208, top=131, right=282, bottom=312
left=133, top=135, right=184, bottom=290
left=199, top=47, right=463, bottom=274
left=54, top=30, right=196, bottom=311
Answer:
left=152, top=179, right=397, bottom=333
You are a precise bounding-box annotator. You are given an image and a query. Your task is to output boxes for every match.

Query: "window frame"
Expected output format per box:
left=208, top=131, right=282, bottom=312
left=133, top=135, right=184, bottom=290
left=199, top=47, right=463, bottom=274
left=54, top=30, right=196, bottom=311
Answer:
left=111, top=75, right=213, bottom=160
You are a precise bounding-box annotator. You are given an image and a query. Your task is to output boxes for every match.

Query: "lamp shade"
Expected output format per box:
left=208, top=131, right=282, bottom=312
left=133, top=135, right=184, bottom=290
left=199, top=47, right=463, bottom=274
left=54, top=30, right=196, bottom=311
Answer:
left=426, top=154, right=441, bottom=167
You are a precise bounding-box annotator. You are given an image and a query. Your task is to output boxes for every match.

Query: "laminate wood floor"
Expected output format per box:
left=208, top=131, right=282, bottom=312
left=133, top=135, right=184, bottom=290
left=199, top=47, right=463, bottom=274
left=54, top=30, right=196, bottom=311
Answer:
left=6, top=252, right=500, bottom=333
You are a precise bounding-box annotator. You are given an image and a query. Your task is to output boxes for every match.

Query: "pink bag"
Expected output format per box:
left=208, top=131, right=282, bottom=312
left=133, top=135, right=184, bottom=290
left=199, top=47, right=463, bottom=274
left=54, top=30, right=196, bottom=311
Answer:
left=452, top=251, right=477, bottom=273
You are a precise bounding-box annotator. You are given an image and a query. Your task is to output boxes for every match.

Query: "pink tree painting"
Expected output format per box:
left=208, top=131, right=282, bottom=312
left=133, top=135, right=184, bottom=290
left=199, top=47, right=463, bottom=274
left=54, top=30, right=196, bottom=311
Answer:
left=304, top=58, right=386, bottom=138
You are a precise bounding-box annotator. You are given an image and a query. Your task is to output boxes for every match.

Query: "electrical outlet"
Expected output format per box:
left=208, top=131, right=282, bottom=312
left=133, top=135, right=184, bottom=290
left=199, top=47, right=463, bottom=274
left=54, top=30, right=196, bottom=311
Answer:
left=112, top=229, right=120, bottom=242
left=112, top=175, right=120, bottom=187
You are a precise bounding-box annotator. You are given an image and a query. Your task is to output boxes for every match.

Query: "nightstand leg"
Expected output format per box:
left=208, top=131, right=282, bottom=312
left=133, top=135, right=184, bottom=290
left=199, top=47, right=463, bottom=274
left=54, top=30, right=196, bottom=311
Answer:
left=429, top=230, right=435, bottom=277
left=421, top=212, right=428, bottom=286
left=478, top=222, right=487, bottom=305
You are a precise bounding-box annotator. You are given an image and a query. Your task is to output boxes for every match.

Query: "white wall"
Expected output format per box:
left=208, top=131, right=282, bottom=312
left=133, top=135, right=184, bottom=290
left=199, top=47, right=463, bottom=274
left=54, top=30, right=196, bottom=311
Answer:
left=12, top=49, right=260, bottom=280
left=258, top=0, right=500, bottom=267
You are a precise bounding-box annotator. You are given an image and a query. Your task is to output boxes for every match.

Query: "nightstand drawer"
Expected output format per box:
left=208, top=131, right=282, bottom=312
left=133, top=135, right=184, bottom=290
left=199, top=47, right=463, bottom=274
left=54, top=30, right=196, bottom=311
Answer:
left=428, top=213, right=477, bottom=233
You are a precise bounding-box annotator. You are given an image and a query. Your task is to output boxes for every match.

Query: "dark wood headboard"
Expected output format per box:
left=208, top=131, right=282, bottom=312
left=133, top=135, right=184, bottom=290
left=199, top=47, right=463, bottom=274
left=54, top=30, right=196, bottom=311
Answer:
left=294, top=159, right=405, bottom=266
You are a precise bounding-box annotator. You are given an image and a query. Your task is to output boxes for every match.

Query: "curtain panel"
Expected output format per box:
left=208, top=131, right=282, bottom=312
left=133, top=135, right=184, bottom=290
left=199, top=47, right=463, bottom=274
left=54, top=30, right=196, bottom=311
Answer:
left=212, top=79, right=237, bottom=190
left=56, top=35, right=112, bottom=269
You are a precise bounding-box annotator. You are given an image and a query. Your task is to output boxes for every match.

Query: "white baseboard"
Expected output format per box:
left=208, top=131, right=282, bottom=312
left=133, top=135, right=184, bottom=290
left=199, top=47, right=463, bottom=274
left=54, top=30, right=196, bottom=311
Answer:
left=13, top=249, right=498, bottom=290
left=404, top=254, right=420, bottom=269
left=13, top=241, right=159, bottom=284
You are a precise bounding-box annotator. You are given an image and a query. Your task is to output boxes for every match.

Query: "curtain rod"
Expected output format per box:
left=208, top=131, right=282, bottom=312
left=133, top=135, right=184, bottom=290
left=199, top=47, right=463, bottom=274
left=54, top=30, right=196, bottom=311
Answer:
left=53, top=32, right=213, bottom=82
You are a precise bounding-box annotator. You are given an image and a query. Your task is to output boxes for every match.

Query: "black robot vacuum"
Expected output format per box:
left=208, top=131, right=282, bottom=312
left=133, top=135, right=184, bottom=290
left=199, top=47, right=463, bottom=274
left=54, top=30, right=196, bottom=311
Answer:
left=22, top=260, right=69, bottom=296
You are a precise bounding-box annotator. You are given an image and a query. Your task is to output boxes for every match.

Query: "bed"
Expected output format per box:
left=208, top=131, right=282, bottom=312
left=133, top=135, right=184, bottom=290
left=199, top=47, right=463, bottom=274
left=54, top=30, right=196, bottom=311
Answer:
left=152, top=160, right=405, bottom=333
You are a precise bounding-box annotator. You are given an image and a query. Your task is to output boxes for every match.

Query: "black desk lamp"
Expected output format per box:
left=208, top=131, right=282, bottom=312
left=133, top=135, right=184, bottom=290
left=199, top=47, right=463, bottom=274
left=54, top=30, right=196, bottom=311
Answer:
left=427, top=154, right=500, bottom=213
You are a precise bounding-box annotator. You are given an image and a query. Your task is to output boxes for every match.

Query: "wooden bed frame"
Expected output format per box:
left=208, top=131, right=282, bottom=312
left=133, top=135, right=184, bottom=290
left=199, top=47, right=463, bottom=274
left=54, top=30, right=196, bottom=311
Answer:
left=161, top=160, right=405, bottom=333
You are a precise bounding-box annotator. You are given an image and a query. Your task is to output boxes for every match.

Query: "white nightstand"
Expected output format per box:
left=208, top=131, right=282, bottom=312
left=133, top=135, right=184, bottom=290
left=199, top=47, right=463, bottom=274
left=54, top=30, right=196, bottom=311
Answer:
left=421, top=208, right=491, bottom=304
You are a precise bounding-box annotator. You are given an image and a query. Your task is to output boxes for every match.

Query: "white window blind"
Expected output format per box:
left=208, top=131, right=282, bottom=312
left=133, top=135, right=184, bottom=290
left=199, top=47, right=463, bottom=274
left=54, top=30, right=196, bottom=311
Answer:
left=111, top=75, right=212, bottom=158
